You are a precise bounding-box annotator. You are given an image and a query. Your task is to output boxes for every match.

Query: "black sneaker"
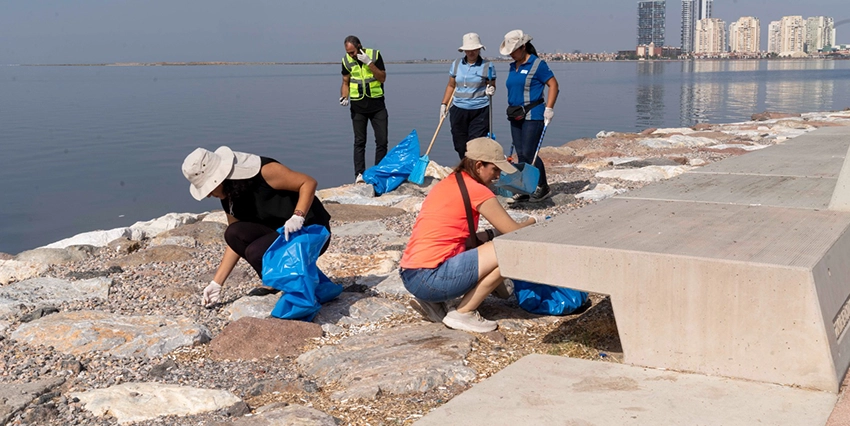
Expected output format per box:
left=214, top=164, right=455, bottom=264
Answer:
left=507, top=193, right=530, bottom=204
left=529, top=185, right=552, bottom=202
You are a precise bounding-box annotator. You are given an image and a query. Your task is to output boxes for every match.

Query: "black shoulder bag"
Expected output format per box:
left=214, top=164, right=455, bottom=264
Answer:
left=506, top=98, right=544, bottom=121
left=456, top=171, right=493, bottom=250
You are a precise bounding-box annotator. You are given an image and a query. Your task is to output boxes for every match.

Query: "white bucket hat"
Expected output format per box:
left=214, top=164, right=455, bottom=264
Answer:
left=458, top=33, right=486, bottom=52
left=499, top=29, right=533, bottom=56
left=182, top=146, right=261, bottom=200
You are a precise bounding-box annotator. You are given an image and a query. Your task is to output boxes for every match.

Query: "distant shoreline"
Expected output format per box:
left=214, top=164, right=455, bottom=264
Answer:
left=6, top=57, right=847, bottom=67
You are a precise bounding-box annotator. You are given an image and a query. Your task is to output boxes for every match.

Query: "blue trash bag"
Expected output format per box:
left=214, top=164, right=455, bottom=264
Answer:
left=261, top=225, right=342, bottom=321
left=513, top=279, right=588, bottom=316
left=362, top=129, right=420, bottom=195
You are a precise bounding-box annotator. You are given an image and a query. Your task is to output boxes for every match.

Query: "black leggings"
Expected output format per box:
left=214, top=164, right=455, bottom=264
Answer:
left=224, top=222, right=331, bottom=277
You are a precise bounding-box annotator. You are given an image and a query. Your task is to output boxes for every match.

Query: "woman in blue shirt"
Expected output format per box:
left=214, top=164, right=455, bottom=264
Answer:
left=500, top=29, right=559, bottom=202
left=440, top=33, right=497, bottom=159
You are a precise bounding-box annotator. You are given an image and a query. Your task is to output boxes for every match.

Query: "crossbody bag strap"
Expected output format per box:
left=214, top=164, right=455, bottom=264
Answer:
left=456, top=171, right=479, bottom=250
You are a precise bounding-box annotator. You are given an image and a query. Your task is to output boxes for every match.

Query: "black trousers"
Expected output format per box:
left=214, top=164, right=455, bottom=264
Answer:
left=449, top=105, right=490, bottom=159
left=351, top=108, right=389, bottom=176
left=224, top=222, right=331, bottom=278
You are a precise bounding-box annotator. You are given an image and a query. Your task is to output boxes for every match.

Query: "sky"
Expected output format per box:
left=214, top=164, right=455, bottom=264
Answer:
left=1, top=0, right=847, bottom=64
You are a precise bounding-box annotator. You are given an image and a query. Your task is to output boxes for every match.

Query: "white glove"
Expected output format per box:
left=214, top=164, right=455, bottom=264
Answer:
left=284, top=214, right=305, bottom=241
left=202, top=280, right=221, bottom=307
left=531, top=215, right=551, bottom=224
left=543, top=107, right=554, bottom=126
left=485, top=85, right=496, bottom=96
left=339, top=96, right=349, bottom=107
left=440, top=104, right=448, bottom=119
left=356, top=50, right=372, bottom=66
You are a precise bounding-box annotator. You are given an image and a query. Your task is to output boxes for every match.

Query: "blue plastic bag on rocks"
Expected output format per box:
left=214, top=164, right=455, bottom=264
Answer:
left=261, top=225, right=342, bottom=321
left=513, top=279, right=588, bottom=316
left=363, top=130, right=420, bottom=195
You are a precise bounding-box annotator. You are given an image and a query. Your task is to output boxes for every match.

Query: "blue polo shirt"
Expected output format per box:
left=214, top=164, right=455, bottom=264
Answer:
left=505, top=55, right=554, bottom=121
left=449, top=57, right=496, bottom=110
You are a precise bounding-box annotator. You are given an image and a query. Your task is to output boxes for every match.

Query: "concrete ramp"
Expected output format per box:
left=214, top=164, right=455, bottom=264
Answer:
left=415, top=354, right=837, bottom=426
left=495, top=126, right=850, bottom=392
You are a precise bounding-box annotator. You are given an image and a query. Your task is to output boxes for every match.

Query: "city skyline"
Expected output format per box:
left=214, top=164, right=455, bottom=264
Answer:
left=0, top=1, right=846, bottom=64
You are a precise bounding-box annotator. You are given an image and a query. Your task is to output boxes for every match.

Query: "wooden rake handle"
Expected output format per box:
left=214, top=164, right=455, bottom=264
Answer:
left=423, top=93, right=454, bottom=157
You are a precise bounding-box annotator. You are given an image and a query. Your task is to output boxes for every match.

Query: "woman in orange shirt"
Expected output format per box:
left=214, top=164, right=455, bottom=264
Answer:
left=399, top=138, right=547, bottom=333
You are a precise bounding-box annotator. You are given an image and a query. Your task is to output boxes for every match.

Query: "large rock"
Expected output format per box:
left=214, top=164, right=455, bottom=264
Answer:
left=575, top=183, right=628, bottom=202
left=226, top=403, right=337, bottom=426
left=11, top=310, right=211, bottom=358
left=0, top=277, right=111, bottom=319
left=297, top=323, right=477, bottom=400
left=0, top=259, right=49, bottom=285
left=0, top=377, right=65, bottom=425
left=107, top=245, right=196, bottom=268
left=15, top=246, right=94, bottom=265
left=209, top=317, right=323, bottom=361
left=152, top=221, right=226, bottom=246
left=323, top=204, right=406, bottom=223
left=751, top=111, right=802, bottom=121
left=317, top=251, right=401, bottom=279
left=43, top=227, right=140, bottom=249
left=129, top=212, right=200, bottom=239
left=639, top=135, right=717, bottom=149
left=72, top=382, right=241, bottom=424
left=225, top=294, right=279, bottom=321
left=596, top=165, right=691, bottom=182
left=371, top=272, right=409, bottom=297
left=313, top=293, right=406, bottom=326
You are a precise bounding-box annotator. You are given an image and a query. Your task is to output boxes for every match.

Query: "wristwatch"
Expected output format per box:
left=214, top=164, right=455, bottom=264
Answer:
left=293, top=209, right=305, bottom=217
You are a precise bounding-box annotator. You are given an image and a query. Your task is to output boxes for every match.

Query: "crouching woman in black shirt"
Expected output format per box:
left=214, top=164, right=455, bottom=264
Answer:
left=182, top=146, right=331, bottom=307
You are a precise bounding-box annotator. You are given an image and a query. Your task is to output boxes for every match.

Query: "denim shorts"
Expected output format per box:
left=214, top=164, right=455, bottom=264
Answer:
left=400, top=249, right=479, bottom=303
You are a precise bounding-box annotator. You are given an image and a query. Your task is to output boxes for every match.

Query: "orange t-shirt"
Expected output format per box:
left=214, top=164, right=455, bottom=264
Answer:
left=400, top=172, right=495, bottom=269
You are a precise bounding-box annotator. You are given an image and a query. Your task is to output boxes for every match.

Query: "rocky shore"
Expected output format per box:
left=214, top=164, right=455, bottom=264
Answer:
left=1, top=110, right=849, bottom=425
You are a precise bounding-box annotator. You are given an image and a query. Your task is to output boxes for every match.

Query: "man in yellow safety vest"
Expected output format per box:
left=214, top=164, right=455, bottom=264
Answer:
left=340, top=35, right=388, bottom=183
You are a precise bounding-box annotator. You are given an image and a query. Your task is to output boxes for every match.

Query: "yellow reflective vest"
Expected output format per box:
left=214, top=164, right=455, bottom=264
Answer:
left=342, top=48, right=384, bottom=101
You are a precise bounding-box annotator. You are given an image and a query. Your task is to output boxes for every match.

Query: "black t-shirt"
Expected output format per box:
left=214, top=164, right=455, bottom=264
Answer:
left=221, top=157, right=331, bottom=231
left=341, top=54, right=386, bottom=114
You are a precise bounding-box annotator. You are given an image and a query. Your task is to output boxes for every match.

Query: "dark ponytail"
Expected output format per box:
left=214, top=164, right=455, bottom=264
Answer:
left=524, top=42, right=539, bottom=57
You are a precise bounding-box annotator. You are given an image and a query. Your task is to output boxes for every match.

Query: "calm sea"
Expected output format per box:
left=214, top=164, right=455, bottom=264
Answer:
left=2, top=60, right=850, bottom=254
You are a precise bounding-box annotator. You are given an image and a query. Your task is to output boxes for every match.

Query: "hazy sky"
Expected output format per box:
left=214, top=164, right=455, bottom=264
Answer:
left=1, top=0, right=847, bottom=64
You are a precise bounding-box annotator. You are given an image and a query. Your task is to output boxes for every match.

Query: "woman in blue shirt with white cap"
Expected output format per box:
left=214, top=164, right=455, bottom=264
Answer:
left=440, top=33, right=497, bottom=159
left=501, top=29, right=559, bottom=203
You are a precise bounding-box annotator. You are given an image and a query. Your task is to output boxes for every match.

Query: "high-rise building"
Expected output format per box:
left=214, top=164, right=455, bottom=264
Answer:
left=768, top=21, right=781, bottom=53
left=638, top=1, right=667, bottom=47
left=779, top=16, right=805, bottom=56
left=695, top=18, right=726, bottom=54
left=805, top=16, right=836, bottom=53
left=730, top=17, right=761, bottom=53
left=681, top=0, right=713, bottom=53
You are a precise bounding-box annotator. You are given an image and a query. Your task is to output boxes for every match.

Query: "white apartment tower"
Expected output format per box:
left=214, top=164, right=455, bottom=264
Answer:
left=695, top=18, right=726, bottom=54
left=780, top=16, right=805, bottom=56
left=805, top=16, right=836, bottom=53
left=730, top=17, right=761, bottom=53
left=681, top=0, right=713, bottom=53
left=768, top=21, right=781, bottom=53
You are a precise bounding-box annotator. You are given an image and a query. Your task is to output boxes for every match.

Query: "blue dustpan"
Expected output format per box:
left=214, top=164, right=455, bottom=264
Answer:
left=494, top=124, right=548, bottom=196
left=495, top=163, right=539, bottom=195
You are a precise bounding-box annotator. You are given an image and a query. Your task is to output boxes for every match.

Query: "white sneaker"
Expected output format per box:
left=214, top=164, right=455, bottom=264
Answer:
left=442, top=308, right=497, bottom=333
left=355, top=174, right=365, bottom=184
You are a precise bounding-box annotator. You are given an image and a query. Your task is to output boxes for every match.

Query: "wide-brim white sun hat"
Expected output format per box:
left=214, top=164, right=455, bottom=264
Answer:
left=458, top=33, right=486, bottom=52
left=182, top=146, right=261, bottom=200
left=499, top=29, right=533, bottom=56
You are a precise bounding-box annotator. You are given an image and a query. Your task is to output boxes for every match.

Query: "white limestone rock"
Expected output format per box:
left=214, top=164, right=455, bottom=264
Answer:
left=596, top=165, right=691, bottom=182
left=129, top=212, right=200, bottom=239
left=72, top=382, right=241, bottom=424
left=640, top=135, right=717, bottom=149
left=225, top=294, right=279, bottom=321
left=43, top=227, right=135, bottom=249
left=651, top=127, right=696, bottom=135
left=0, top=259, right=49, bottom=285
left=576, top=184, right=628, bottom=202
